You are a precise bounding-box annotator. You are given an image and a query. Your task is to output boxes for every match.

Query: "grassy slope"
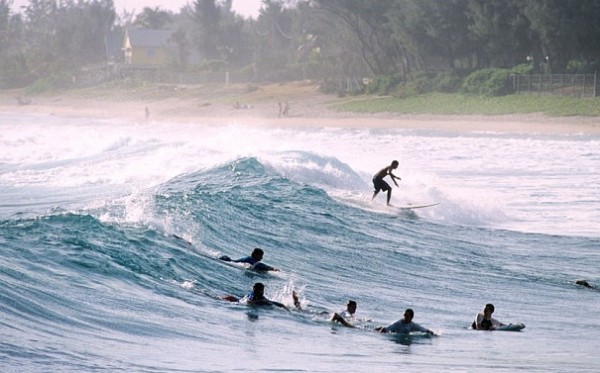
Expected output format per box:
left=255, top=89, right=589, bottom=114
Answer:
left=332, top=92, right=600, bottom=117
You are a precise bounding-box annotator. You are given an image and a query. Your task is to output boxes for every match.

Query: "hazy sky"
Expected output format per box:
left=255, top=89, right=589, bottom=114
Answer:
left=11, top=0, right=262, bottom=18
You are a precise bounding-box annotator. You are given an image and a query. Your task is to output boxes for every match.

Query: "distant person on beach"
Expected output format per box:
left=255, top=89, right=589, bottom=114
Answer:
left=221, top=282, right=288, bottom=309
left=375, top=308, right=435, bottom=335
left=331, top=300, right=358, bottom=328
left=219, top=247, right=279, bottom=272
left=472, top=303, right=505, bottom=330
left=278, top=101, right=290, bottom=117
left=144, top=106, right=150, bottom=121
left=283, top=101, right=289, bottom=116
left=372, top=160, right=401, bottom=206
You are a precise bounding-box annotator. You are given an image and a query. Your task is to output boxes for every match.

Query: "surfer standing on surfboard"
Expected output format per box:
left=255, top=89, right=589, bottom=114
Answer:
left=372, top=160, right=401, bottom=206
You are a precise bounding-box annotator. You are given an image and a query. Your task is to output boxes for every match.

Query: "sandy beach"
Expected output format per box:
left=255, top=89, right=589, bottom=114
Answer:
left=2, top=82, right=600, bottom=135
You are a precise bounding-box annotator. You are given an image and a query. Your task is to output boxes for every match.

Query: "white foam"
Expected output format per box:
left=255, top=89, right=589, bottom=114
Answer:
left=2, top=112, right=598, bottom=236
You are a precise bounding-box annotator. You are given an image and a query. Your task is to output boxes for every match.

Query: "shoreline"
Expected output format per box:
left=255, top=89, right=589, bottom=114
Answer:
left=2, top=86, right=600, bottom=135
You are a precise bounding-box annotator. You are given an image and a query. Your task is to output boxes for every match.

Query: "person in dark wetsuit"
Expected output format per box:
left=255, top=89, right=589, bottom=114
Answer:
left=472, top=303, right=505, bottom=330
left=221, top=282, right=288, bottom=310
left=371, top=160, right=401, bottom=206
left=219, top=248, right=279, bottom=272
left=575, top=279, right=597, bottom=289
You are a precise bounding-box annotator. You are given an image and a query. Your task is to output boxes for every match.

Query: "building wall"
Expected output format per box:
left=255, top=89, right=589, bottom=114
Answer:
left=130, top=46, right=170, bottom=66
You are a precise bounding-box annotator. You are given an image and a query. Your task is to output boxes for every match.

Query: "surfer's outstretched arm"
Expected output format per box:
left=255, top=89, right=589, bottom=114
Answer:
left=390, top=172, right=401, bottom=186
left=220, top=295, right=239, bottom=302
left=269, top=300, right=289, bottom=310
left=331, top=313, right=355, bottom=328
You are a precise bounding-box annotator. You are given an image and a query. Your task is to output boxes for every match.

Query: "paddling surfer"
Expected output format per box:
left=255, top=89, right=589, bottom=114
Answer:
left=575, top=279, right=598, bottom=289
left=221, top=282, right=288, bottom=309
left=219, top=247, right=279, bottom=272
left=375, top=308, right=435, bottom=335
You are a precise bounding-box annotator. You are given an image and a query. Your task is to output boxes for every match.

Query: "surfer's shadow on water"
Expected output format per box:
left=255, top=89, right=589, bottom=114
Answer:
left=246, top=310, right=260, bottom=321
left=390, top=209, right=419, bottom=220
left=383, top=332, right=436, bottom=347
left=242, top=270, right=276, bottom=280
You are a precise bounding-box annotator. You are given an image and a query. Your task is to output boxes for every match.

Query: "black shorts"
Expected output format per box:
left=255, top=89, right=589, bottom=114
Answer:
left=373, top=177, right=390, bottom=192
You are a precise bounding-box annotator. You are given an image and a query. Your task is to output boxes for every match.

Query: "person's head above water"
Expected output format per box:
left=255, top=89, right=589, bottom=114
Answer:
left=347, top=300, right=357, bottom=314
left=251, top=248, right=264, bottom=261
left=484, top=303, right=495, bottom=316
left=253, top=282, right=265, bottom=296
left=403, top=308, right=415, bottom=322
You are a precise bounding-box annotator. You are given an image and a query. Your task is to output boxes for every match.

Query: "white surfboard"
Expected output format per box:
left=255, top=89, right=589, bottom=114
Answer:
left=395, top=202, right=440, bottom=210
left=495, top=323, right=525, bottom=332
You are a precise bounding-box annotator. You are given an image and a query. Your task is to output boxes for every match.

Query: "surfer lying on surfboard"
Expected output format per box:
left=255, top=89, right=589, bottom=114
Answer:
left=372, top=160, right=401, bottom=206
left=219, top=247, right=279, bottom=272
left=220, top=282, right=288, bottom=310
left=472, top=303, right=505, bottom=330
left=375, top=308, right=436, bottom=335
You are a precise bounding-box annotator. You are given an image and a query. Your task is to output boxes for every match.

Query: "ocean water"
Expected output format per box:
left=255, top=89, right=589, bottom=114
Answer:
left=1, top=112, right=599, bottom=372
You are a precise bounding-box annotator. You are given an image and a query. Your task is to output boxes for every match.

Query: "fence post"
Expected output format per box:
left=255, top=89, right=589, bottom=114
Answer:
left=512, top=74, right=516, bottom=92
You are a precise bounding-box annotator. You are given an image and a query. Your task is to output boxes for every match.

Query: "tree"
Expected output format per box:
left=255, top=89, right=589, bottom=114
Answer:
left=466, top=0, right=531, bottom=68
left=312, top=0, right=405, bottom=76
left=17, top=0, right=115, bottom=84
left=6, top=0, right=600, bottom=89
left=517, top=0, right=600, bottom=72
left=191, top=0, right=221, bottom=61
left=0, top=0, right=30, bottom=87
left=134, top=6, right=172, bottom=29
left=252, top=0, right=297, bottom=79
left=386, top=0, right=474, bottom=71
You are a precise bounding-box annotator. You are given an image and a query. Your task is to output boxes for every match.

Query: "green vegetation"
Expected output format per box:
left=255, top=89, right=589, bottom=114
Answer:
left=334, top=93, right=600, bottom=117
left=2, top=0, right=600, bottom=117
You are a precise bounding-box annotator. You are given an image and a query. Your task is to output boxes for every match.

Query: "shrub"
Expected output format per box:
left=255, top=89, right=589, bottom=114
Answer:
left=318, top=77, right=341, bottom=95
left=461, top=68, right=512, bottom=96
left=565, top=59, right=600, bottom=74
left=510, top=63, right=534, bottom=75
left=366, top=74, right=403, bottom=95
left=25, top=72, right=72, bottom=94
left=432, top=70, right=463, bottom=93
left=195, top=59, right=228, bottom=73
